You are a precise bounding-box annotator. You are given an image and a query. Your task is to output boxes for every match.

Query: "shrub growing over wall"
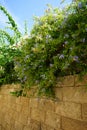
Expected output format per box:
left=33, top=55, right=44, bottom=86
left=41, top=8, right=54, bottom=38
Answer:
left=15, top=0, right=87, bottom=96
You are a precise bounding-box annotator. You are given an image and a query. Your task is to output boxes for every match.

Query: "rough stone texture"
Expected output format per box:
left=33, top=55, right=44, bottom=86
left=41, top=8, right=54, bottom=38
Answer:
left=31, top=107, right=45, bottom=122
left=82, top=103, right=87, bottom=120
left=0, top=75, right=87, bottom=130
left=54, top=87, right=63, bottom=101
left=75, top=75, right=87, bottom=87
left=55, top=101, right=81, bottom=120
left=0, top=125, right=2, bottom=130
left=56, top=75, right=75, bottom=87
left=45, top=111, right=60, bottom=129
left=63, top=87, right=87, bottom=103
left=62, top=117, right=87, bottom=130
left=38, top=98, right=55, bottom=111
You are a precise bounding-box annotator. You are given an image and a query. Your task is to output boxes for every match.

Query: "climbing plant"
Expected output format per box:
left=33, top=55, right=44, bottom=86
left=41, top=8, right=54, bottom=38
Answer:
left=0, top=5, right=21, bottom=85
left=15, top=0, right=87, bottom=96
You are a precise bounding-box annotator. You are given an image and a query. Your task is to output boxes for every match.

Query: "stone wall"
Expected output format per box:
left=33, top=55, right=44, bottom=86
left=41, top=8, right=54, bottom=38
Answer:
left=0, top=75, right=87, bottom=130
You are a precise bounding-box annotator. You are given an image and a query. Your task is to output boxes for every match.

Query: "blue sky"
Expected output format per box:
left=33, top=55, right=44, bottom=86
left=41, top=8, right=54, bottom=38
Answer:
left=0, top=0, right=72, bottom=33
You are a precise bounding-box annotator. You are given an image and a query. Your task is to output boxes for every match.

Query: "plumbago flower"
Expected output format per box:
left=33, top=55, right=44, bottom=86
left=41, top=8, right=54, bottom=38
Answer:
left=24, top=55, right=30, bottom=62
left=78, top=2, right=83, bottom=9
left=64, top=34, right=69, bottom=38
left=59, top=54, right=64, bottom=59
left=73, top=56, right=79, bottom=62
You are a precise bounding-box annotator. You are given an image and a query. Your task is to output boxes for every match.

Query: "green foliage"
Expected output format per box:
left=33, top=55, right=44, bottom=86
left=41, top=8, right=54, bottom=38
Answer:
left=0, top=5, right=22, bottom=85
left=0, top=5, right=21, bottom=38
left=15, top=0, right=87, bottom=96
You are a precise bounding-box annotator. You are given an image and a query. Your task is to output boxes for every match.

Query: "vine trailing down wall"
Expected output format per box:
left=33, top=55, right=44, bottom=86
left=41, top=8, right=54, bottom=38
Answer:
left=0, top=75, right=87, bottom=130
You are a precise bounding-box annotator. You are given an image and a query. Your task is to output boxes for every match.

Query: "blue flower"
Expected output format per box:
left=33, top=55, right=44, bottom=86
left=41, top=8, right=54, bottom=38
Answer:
left=50, top=64, right=53, bottom=67
left=64, top=41, right=68, bottom=44
left=59, top=54, right=64, bottom=59
left=78, top=2, right=82, bottom=9
left=73, top=56, right=79, bottom=62
left=64, top=34, right=69, bottom=38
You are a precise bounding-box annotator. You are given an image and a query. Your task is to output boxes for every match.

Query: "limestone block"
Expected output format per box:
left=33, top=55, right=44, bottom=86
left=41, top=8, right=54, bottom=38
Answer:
left=45, top=111, right=60, bottom=129
left=16, top=104, right=22, bottom=112
left=20, top=97, right=29, bottom=107
left=13, top=111, right=20, bottom=121
left=75, top=75, right=87, bottom=87
left=46, top=125, right=55, bottom=130
left=63, top=87, right=87, bottom=103
left=31, top=108, right=45, bottom=122
left=41, top=123, right=47, bottom=130
left=5, top=124, right=11, bottom=130
left=24, top=125, right=31, bottom=130
left=30, top=120, right=41, bottom=130
left=39, top=99, right=55, bottom=111
left=22, top=105, right=30, bottom=116
left=24, top=120, right=41, bottom=130
left=62, top=117, right=87, bottom=130
left=0, top=95, right=3, bottom=102
left=82, top=103, right=87, bottom=120
left=14, top=121, right=24, bottom=130
left=9, top=110, right=14, bottom=118
left=10, top=95, right=16, bottom=104
left=0, top=125, right=1, bottom=130
left=10, top=118, right=15, bottom=129
left=56, top=75, right=75, bottom=87
left=16, top=97, right=21, bottom=104
left=1, top=121, right=7, bottom=130
left=4, top=113, right=11, bottom=124
left=55, top=101, right=81, bottom=120
left=30, top=98, right=39, bottom=108
left=18, top=112, right=28, bottom=125
left=54, top=87, right=63, bottom=101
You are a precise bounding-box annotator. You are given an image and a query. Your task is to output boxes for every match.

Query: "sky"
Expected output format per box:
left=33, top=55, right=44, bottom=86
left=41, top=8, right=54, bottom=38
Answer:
left=0, top=0, right=72, bottom=34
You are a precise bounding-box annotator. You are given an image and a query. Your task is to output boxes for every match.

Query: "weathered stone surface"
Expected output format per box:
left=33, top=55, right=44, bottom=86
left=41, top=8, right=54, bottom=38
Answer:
left=56, top=75, right=75, bottom=87
left=54, top=87, right=63, bottom=101
left=18, top=112, right=28, bottom=125
left=63, top=87, right=87, bottom=103
left=31, top=108, right=45, bottom=122
left=22, top=105, right=30, bottom=115
left=13, top=111, right=20, bottom=121
left=14, top=121, right=24, bottom=130
left=4, top=113, right=11, bottom=125
left=30, top=98, right=39, bottom=108
left=0, top=125, right=2, bottom=130
left=46, top=125, right=55, bottom=130
left=20, top=97, right=29, bottom=107
left=5, top=124, right=11, bottom=130
left=0, top=81, right=87, bottom=130
left=16, top=97, right=21, bottom=104
left=24, top=119, right=41, bottom=130
left=55, top=101, right=81, bottom=120
left=39, top=99, right=55, bottom=111
left=62, top=117, right=87, bottom=130
left=82, top=103, right=87, bottom=120
left=41, top=123, right=47, bottom=130
left=16, top=104, right=22, bottom=112
left=45, top=111, right=60, bottom=129
left=75, top=75, right=87, bottom=87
